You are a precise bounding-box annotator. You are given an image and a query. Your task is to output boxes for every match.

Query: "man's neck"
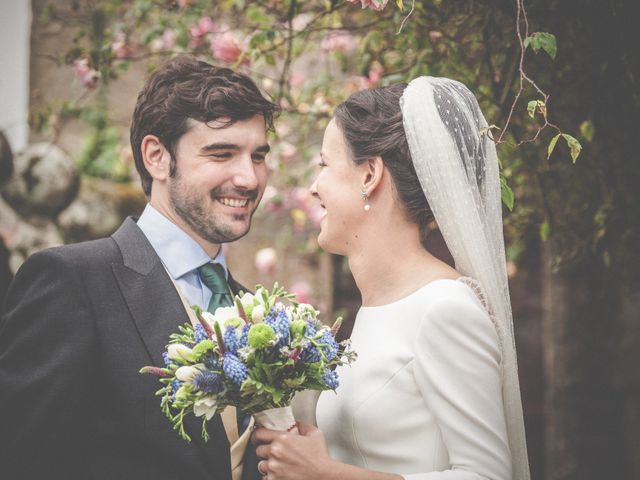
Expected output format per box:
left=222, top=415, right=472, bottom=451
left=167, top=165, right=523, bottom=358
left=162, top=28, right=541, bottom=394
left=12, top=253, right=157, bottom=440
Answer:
left=148, top=199, right=221, bottom=259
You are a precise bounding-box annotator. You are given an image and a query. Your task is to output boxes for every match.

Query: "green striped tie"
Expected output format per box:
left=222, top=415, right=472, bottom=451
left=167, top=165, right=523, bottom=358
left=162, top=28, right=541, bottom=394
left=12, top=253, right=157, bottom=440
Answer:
left=197, top=263, right=233, bottom=312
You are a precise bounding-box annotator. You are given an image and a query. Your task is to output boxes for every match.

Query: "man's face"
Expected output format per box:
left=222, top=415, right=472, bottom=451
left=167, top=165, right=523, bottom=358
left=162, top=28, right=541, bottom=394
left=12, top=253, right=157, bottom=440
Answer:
left=166, top=115, right=270, bottom=245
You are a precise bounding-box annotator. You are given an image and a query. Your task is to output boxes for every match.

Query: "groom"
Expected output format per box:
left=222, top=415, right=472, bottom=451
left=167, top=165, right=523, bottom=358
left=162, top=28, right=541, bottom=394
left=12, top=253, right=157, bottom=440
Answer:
left=0, top=56, right=278, bottom=479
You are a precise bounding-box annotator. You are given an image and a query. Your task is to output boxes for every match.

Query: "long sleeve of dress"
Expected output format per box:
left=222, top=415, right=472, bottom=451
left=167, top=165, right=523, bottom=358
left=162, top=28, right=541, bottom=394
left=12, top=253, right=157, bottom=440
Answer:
left=403, top=292, right=512, bottom=480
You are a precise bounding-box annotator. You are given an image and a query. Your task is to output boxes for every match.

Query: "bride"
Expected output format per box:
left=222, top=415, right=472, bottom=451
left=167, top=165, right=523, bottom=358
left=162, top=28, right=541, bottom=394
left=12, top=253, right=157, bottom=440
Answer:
left=252, top=77, right=530, bottom=480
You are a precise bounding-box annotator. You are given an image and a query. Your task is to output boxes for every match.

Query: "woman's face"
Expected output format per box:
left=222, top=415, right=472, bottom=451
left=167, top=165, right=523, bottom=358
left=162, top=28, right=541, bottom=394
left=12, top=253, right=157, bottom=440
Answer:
left=310, top=119, right=365, bottom=255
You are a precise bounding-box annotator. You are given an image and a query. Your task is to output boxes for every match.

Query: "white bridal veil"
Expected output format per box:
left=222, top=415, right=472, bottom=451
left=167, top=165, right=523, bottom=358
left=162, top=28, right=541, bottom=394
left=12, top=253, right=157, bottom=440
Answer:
left=400, top=77, right=530, bottom=480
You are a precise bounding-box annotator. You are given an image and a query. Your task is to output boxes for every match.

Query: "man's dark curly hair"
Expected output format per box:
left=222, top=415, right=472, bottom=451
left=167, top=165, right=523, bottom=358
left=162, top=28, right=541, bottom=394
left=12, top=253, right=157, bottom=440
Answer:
left=130, top=56, right=280, bottom=195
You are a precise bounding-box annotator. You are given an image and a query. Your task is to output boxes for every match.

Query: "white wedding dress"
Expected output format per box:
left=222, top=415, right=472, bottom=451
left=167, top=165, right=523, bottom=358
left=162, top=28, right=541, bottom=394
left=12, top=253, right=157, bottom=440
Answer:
left=316, top=278, right=512, bottom=480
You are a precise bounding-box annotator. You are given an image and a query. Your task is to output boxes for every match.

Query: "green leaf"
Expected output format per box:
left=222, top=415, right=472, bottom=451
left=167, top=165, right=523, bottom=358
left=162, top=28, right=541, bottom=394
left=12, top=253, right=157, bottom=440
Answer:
left=395, top=0, right=405, bottom=9
left=500, top=176, right=515, bottom=211
left=527, top=100, right=537, bottom=118
left=246, top=5, right=268, bottom=24
left=362, top=30, right=384, bottom=51
left=562, top=134, right=582, bottom=163
left=540, top=219, right=550, bottom=241
left=117, top=60, right=130, bottom=72
left=547, top=133, right=561, bottom=159
left=525, top=32, right=557, bottom=60
left=579, top=120, right=594, bottom=142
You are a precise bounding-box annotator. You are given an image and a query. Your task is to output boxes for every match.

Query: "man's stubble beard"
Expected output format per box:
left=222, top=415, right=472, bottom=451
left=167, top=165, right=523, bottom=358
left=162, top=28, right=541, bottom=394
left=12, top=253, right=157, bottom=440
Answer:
left=168, top=174, right=259, bottom=245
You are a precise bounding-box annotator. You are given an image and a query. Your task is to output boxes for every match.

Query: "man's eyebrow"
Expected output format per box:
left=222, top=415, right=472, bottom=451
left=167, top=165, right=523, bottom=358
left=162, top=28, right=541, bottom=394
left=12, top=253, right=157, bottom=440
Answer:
left=200, top=143, right=271, bottom=153
left=201, top=142, right=240, bottom=152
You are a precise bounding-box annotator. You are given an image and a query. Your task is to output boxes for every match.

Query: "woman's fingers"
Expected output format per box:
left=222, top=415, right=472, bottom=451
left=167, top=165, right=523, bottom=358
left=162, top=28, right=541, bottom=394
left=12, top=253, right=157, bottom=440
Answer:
left=255, top=443, right=270, bottom=459
left=251, top=426, right=286, bottom=446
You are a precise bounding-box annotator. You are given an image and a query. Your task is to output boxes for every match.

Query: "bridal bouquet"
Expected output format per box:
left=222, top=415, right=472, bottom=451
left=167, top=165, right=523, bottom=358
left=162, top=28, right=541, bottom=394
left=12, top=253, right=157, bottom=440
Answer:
left=140, top=284, right=356, bottom=442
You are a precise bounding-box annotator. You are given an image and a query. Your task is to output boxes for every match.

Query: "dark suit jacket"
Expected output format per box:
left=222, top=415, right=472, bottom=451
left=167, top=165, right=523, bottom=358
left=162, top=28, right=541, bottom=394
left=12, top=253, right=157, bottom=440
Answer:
left=0, top=217, right=260, bottom=480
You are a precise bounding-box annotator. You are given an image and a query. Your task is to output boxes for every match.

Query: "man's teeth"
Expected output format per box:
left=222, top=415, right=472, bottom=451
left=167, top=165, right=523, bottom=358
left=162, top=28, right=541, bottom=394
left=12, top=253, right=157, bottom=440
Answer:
left=219, top=197, right=248, bottom=207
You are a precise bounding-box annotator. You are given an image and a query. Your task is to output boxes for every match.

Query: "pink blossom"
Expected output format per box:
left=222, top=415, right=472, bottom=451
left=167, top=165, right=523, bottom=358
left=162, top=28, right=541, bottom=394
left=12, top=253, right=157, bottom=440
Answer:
left=72, top=58, right=100, bottom=89
left=320, top=30, right=356, bottom=54
left=189, top=16, right=216, bottom=47
left=111, top=32, right=131, bottom=59
left=290, top=72, right=306, bottom=89
left=198, top=16, right=216, bottom=34
left=210, top=30, right=248, bottom=65
left=177, top=0, right=192, bottom=7
left=255, top=248, right=277, bottom=275
left=347, top=0, right=389, bottom=11
left=290, top=281, right=312, bottom=304
left=150, top=28, right=177, bottom=53
left=357, top=62, right=384, bottom=90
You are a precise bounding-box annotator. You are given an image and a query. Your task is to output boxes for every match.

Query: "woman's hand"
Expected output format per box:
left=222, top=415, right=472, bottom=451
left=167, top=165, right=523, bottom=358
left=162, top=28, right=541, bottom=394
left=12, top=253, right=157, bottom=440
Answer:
left=251, top=421, right=340, bottom=480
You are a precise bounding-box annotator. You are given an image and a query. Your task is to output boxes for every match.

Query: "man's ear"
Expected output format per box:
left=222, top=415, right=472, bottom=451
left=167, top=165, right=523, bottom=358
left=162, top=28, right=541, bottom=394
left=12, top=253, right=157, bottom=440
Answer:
left=361, top=156, right=384, bottom=197
left=141, top=134, right=171, bottom=182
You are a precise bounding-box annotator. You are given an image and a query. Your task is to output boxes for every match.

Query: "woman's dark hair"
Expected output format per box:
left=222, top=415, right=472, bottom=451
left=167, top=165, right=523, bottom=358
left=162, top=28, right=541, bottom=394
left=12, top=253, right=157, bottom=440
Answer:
left=130, top=55, right=280, bottom=195
left=333, top=84, right=434, bottom=246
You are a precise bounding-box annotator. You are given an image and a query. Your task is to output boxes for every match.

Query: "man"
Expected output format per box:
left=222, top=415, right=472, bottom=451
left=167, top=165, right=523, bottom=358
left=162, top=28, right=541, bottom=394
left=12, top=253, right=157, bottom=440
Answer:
left=0, top=56, right=279, bottom=479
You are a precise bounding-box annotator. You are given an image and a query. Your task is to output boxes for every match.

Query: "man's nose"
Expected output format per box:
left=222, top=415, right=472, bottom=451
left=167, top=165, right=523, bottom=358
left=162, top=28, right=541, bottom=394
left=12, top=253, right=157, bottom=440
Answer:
left=232, top=155, right=260, bottom=190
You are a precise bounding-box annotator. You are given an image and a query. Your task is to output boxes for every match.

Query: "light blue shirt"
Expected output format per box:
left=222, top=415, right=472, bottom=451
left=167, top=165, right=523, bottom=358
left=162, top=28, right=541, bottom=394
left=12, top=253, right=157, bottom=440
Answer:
left=137, top=203, right=228, bottom=310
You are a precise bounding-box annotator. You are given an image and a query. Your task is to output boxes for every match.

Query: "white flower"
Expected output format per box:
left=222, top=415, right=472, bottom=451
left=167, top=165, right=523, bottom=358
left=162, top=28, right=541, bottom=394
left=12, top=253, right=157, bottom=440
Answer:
left=205, top=306, right=241, bottom=328
left=167, top=344, right=195, bottom=362
left=193, top=395, right=218, bottom=420
left=251, top=304, right=265, bottom=322
left=297, top=303, right=319, bottom=320
left=175, top=364, right=204, bottom=382
left=240, top=292, right=256, bottom=303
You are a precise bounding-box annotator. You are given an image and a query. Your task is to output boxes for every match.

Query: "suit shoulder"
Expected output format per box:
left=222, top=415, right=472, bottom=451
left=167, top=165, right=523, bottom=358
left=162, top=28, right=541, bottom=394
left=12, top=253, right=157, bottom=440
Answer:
left=24, top=237, right=121, bottom=271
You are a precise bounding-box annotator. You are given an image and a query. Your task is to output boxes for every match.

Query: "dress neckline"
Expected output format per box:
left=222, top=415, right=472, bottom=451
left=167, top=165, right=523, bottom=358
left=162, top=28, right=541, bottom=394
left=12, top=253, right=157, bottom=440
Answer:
left=359, top=276, right=482, bottom=311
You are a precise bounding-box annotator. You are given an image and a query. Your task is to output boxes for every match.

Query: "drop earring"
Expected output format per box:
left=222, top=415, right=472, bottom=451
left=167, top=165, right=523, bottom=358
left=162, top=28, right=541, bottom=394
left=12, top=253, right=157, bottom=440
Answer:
left=361, top=188, right=371, bottom=211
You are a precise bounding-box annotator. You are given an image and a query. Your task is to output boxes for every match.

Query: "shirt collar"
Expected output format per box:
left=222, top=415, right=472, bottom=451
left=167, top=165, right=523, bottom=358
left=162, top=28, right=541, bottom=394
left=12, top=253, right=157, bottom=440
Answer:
left=136, top=203, right=228, bottom=280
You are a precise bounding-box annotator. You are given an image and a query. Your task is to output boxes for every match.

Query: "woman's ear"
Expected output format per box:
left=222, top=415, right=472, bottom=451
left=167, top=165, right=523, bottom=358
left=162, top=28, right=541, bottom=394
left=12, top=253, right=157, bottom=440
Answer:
left=362, top=156, right=384, bottom=196
left=141, top=134, right=171, bottom=182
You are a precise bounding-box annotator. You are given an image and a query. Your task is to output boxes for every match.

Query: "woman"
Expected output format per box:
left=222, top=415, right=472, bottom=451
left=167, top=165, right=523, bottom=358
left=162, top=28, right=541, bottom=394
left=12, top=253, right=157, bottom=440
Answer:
left=252, top=77, right=530, bottom=480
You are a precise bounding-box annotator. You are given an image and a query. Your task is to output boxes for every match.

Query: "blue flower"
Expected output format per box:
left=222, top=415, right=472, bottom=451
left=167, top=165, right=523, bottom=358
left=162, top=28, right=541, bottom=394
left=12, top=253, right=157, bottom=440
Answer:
left=223, top=352, right=249, bottom=385
left=193, top=370, right=224, bottom=394
left=170, top=379, right=182, bottom=400
left=265, top=308, right=291, bottom=347
left=238, top=324, right=250, bottom=349
left=305, top=320, right=317, bottom=337
left=318, top=330, right=339, bottom=361
left=162, top=351, right=172, bottom=367
left=194, top=323, right=208, bottom=343
left=203, top=353, right=220, bottom=370
left=301, top=341, right=322, bottom=363
left=224, top=325, right=240, bottom=355
left=322, top=369, right=339, bottom=390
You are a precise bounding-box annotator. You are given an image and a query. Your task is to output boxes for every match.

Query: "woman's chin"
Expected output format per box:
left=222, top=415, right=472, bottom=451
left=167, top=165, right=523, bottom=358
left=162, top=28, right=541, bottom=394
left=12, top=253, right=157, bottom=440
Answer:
left=317, top=234, right=346, bottom=256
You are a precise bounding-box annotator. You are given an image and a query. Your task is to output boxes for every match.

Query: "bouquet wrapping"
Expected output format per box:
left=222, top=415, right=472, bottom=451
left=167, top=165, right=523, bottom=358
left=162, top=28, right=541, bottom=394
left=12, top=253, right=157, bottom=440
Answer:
left=253, top=405, right=298, bottom=433
left=141, top=283, right=356, bottom=441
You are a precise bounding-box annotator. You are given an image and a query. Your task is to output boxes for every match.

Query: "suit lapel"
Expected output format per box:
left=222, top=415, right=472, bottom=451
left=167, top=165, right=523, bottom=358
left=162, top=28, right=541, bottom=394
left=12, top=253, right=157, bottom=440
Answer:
left=111, top=218, right=231, bottom=477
